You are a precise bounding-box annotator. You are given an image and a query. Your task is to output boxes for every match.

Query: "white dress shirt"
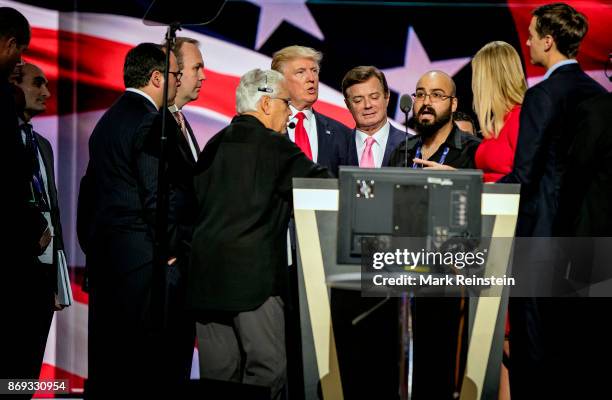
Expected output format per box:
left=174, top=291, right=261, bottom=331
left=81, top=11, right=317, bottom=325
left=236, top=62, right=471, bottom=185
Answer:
left=287, top=105, right=318, bottom=162
left=126, top=87, right=158, bottom=110
left=355, top=121, right=390, bottom=168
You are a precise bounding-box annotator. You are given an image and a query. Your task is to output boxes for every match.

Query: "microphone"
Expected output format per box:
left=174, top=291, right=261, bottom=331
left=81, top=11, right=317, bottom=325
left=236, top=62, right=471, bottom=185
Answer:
left=400, top=94, right=413, bottom=114
left=287, top=121, right=296, bottom=129
left=399, top=94, right=413, bottom=167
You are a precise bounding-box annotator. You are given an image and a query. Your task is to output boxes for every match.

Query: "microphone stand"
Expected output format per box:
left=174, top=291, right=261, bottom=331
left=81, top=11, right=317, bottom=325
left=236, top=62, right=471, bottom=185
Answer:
left=151, top=22, right=181, bottom=332
left=403, top=109, right=410, bottom=168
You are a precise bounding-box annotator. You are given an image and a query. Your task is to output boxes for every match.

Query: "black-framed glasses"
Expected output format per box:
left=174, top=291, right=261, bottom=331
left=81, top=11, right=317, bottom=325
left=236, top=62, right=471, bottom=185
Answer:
left=168, top=70, right=183, bottom=81
left=412, top=91, right=454, bottom=103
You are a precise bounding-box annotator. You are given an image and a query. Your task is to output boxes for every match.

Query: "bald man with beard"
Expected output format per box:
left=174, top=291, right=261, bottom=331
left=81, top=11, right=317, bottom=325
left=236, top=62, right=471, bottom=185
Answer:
left=390, top=70, right=480, bottom=169
left=389, top=71, right=480, bottom=399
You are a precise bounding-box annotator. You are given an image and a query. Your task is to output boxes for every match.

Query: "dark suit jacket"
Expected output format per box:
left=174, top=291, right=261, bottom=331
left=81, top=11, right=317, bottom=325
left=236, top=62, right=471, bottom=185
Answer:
left=80, top=92, right=198, bottom=388
left=346, top=122, right=407, bottom=167
left=36, top=133, right=65, bottom=280
left=188, top=114, right=329, bottom=313
left=78, top=91, right=158, bottom=278
left=313, top=109, right=352, bottom=177
left=556, top=92, right=612, bottom=236
left=498, top=63, right=606, bottom=236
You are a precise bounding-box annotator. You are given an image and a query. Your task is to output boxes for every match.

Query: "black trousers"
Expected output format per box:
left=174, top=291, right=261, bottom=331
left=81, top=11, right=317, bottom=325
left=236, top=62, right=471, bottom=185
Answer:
left=87, top=261, right=194, bottom=398
left=1, top=262, right=55, bottom=382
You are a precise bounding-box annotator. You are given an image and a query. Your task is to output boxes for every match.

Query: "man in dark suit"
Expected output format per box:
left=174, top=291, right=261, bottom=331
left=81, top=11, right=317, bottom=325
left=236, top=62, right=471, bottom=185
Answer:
left=4, top=61, right=68, bottom=381
left=0, top=8, right=56, bottom=381
left=342, top=65, right=406, bottom=168
left=556, top=92, right=612, bottom=237
left=189, top=68, right=328, bottom=399
left=78, top=43, right=189, bottom=397
left=271, top=45, right=351, bottom=177
left=328, top=65, right=407, bottom=399
left=553, top=92, right=612, bottom=397
left=496, top=3, right=606, bottom=398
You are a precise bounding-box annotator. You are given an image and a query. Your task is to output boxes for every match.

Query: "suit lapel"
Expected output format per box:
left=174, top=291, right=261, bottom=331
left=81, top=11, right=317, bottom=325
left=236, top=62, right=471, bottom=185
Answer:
left=184, top=117, right=200, bottom=157
left=35, top=133, right=58, bottom=209
left=172, top=115, right=197, bottom=166
left=313, top=109, right=332, bottom=165
left=349, top=129, right=359, bottom=166
left=382, top=126, right=405, bottom=167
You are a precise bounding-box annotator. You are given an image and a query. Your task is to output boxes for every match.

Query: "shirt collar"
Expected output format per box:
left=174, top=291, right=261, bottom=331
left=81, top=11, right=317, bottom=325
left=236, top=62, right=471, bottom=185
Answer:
left=168, top=104, right=180, bottom=113
left=356, top=120, right=390, bottom=144
left=290, top=105, right=313, bottom=120
left=412, top=124, right=463, bottom=150
left=126, top=87, right=159, bottom=110
left=544, top=59, right=578, bottom=80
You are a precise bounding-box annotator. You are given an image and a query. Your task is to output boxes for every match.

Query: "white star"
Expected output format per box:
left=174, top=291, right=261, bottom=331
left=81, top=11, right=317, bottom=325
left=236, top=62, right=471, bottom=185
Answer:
left=248, top=0, right=324, bottom=49
left=383, top=27, right=471, bottom=120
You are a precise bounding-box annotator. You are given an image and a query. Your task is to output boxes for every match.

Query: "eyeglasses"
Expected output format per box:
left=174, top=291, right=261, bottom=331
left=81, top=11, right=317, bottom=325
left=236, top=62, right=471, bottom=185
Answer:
left=168, top=71, right=183, bottom=81
left=412, top=91, right=454, bottom=103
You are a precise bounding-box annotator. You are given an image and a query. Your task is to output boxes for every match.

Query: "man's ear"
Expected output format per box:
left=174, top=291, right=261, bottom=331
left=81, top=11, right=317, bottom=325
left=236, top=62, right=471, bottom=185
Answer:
left=451, top=96, right=458, bottom=113
left=260, top=95, right=272, bottom=115
left=150, top=70, right=162, bottom=89
left=544, top=35, right=554, bottom=52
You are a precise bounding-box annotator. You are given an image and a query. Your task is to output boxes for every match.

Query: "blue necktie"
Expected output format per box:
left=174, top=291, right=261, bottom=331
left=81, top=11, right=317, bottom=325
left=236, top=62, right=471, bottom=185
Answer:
left=21, top=123, right=49, bottom=212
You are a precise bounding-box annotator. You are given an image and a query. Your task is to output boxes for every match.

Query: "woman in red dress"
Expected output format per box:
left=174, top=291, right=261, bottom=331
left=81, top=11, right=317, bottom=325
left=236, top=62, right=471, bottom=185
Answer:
left=472, top=41, right=527, bottom=183
left=472, top=40, right=527, bottom=400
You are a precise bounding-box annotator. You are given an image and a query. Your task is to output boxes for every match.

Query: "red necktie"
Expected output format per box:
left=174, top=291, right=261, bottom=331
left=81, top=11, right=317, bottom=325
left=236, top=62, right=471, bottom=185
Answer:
left=294, top=112, right=312, bottom=160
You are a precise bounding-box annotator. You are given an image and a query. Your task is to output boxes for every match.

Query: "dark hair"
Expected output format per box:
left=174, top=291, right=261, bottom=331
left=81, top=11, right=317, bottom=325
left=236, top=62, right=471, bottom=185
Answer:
left=123, top=43, right=166, bottom=89
left=341, top=66, right=389, bottom=98
left=453, top=111, right=475, bottom=125
left=0, top=7, right=31, bottom=46
left=532, top=3, right=588, bottom=59
left=168, top=37, right=200, bottom=70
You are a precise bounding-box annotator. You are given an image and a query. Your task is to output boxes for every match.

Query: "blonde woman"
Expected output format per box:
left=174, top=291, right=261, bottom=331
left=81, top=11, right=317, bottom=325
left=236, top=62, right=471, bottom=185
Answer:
left=472, top=41, right=527, bottom=400
left=472, top=41, right=527, bottom=182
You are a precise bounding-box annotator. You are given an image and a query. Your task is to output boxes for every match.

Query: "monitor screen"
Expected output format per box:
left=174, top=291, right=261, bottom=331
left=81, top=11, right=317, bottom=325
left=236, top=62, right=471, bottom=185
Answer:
left=337, top=167, right=483, bottom=265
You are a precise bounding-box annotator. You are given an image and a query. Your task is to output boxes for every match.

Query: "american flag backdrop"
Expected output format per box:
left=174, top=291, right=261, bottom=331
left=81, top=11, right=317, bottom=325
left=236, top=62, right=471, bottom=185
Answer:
left=2, top=0, right=610, bottom=397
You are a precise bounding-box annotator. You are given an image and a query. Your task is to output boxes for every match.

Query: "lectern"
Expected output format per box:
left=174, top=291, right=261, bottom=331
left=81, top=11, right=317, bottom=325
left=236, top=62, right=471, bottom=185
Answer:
left=292, top=175, right=519, bottom=400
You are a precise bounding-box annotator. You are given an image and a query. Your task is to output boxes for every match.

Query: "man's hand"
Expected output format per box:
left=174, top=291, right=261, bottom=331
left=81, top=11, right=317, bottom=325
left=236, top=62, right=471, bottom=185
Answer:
left=412, top=158, right=457, bottom=170
left=54, top=294, right=65, bottom=311
left=39, top=226, right=52, bottom=254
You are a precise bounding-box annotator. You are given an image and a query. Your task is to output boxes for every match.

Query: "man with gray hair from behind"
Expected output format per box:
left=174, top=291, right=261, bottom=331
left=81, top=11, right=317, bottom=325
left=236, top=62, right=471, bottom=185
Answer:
left=188, top=68, right=328, bottom=398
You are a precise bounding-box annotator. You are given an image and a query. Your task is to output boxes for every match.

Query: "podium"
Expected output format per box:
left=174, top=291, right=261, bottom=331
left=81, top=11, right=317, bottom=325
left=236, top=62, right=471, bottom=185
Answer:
left=292, top=177, right=520, bottom=400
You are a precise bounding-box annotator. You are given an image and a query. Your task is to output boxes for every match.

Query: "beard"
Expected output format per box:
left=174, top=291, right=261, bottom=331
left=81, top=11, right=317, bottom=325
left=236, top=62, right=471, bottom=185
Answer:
left=414, top=104, right=453, bottom=139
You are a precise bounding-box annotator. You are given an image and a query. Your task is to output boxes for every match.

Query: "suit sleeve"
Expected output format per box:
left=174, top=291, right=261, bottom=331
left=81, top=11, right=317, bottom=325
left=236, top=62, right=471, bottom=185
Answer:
left=276, top=135, right=330, bottom=196
left=498, top=87, right=554, bottom=185
left=134, top=112, right=183, bottom=255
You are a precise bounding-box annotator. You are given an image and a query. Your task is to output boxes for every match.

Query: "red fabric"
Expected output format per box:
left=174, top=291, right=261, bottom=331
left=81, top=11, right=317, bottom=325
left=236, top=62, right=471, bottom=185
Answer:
left=294, top=112, right=313, bottom=160
left=475, top=105, right=521, bottom=183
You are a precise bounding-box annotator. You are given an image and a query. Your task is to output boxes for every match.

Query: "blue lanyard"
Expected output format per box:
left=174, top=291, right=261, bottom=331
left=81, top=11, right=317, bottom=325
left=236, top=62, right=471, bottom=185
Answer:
left=412, top=141, right=450, bottom=169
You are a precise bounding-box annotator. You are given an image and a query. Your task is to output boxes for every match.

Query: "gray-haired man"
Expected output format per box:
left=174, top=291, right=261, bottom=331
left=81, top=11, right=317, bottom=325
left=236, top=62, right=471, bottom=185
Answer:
left=187, top=68, right=328, bottom=398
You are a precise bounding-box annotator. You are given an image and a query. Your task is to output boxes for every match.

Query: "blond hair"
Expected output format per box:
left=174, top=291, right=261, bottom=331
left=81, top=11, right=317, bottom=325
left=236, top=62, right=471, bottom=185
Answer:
left=271, top=45, right=322, bottom=73
left=471, top=41, right=527, bottom=139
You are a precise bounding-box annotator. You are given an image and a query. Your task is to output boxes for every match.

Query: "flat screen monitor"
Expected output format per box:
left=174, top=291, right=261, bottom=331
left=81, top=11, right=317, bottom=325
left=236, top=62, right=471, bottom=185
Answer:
left=337, top=167, right=483, bottom=265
